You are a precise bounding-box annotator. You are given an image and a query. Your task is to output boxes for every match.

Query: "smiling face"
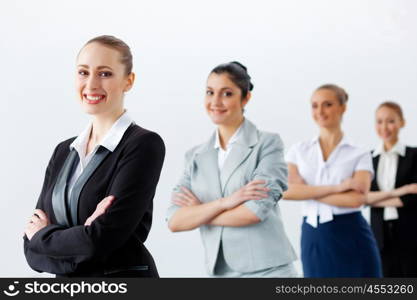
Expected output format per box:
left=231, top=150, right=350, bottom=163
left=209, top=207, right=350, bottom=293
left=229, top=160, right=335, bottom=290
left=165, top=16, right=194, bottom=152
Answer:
left=76, top=42, right=134, bottom=117
left=311, top=88, right=346, bottom=129
left=375, top=105, right=404, bottom=146
left=205, top=73, right=249, bottom=126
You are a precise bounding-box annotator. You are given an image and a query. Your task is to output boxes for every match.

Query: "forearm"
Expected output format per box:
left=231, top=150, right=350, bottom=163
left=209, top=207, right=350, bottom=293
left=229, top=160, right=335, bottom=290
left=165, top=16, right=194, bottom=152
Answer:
left=207, top=204, right=260, bottom=227
left=283, top=184, right=339, bottom=200
left=366, top=191, right=395, bottom=204
left=371, top=197, right=404, bottom=207
left=168, top=199, right=226, bottom=232
left=317, top=191, right=365, bottom=208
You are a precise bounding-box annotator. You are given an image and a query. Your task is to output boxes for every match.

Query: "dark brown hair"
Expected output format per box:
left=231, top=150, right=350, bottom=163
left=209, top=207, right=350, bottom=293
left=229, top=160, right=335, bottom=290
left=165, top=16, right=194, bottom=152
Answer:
left=315, top=84, right=349, bottom=105
left=82, top=35, right=133, bottom=75
left=210, top=61, right=254, bottom=99
left=377, top=101, right=404, bottom=121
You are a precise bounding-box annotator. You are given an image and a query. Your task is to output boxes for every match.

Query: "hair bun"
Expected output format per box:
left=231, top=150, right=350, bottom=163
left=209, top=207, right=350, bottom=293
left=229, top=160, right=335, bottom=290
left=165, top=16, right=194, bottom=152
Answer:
left=231, top=61, right=248, bottom=72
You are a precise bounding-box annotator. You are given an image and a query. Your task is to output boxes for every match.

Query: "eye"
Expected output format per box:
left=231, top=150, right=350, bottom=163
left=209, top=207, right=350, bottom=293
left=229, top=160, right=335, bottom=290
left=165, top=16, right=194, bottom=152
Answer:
left=206, top=90, right=214, bottom=96
left=312, top=103, right=318, bottom=109
left=99, top=71, right=112, bottom=78
left=78, top=69, right=88, bottom=76
left=325, top=102, right=333, bottom=107
left=223, top=91, right=233, bottom=97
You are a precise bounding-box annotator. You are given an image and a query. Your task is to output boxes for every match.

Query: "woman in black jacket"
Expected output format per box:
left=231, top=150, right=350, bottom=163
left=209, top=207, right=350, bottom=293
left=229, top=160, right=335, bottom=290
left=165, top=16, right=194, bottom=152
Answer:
left=367, top=101, right=417, bottom=277
left=23, top=35, right=165, bottom=277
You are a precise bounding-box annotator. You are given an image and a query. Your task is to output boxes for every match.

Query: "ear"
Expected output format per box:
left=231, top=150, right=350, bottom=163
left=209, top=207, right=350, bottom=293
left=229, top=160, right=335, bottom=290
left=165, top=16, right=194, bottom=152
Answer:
left=123, top=72, right=135, bottom=92
left=340, top=103, right=347, bottom=114
left=400, top=118, right=406, bottom=128
left=241, top=91, right=251, bottom=108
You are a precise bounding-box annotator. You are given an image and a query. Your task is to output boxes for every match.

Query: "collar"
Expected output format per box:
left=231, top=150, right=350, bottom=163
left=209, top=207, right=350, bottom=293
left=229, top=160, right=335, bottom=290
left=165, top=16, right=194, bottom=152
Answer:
left=373, top=141, right=406, bottom=157
left=199, top=118, right=258, bottom=154
left=309, top=134, right=354, bottom=148
left=214, top=120, right=244, bottom=150
left=70, top=111, right=133, bottom=153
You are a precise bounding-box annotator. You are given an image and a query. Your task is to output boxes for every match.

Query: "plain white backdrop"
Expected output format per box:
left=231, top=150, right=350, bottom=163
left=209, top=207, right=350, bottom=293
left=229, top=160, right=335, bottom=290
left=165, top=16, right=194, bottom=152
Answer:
left=0, top=0, right=416, bottom=277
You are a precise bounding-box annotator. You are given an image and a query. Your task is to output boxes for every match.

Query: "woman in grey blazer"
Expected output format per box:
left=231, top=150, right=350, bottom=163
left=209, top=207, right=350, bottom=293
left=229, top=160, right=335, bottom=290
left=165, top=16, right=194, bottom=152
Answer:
left=167, top=62, right=297, bottom=277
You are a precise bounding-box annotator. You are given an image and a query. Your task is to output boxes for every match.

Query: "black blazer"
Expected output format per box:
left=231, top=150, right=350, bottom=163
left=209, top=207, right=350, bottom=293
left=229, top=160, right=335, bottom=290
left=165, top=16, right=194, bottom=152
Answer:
left=23, top=124, right=165, bottom=277
left=370, top=146, right=417, bottom=252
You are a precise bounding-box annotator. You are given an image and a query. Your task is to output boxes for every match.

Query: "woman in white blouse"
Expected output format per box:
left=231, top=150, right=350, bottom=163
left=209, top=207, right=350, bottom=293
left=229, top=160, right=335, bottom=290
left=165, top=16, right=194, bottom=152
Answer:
left=367, top=102, right=417, bottom=277
left=283, top=84, right=382, bottom=277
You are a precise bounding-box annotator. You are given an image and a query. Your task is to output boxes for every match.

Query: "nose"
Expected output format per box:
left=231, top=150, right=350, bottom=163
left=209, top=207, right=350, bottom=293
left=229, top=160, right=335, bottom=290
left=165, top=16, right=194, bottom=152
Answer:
left=210, top=93, right=222, bottom=106
left=317, top=105, right=324, bottom=116
left=86, top=74, right=100, bottom=90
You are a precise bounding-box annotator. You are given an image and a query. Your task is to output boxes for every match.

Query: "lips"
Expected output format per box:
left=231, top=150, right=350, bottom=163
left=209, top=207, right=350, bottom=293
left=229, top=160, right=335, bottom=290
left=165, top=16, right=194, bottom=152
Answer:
left=83, top=94, right=106, bottom=104
left=210, top=108, right=227, bottom=114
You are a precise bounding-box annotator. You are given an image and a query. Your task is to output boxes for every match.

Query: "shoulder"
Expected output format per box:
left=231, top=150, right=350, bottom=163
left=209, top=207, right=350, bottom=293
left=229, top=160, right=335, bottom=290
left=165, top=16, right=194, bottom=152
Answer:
left=122, top=124, right=165, bottom=151
left=287, top=139, right=314, bottom=154
left=343, top=142, right=371, bottom=159
left=405, top=146, right=417, bottom=156
left=257, top=130, right=284, bottom=150
left=184, top=142, right=207, bottom=161
left=53, top=137, right=76, bottom=156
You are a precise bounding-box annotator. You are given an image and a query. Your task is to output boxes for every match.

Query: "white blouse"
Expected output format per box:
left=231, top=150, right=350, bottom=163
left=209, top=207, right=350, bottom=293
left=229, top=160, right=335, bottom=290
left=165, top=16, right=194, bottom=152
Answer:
left=373, top=142, right=406, bottom=221
left=286, top=135, right=374, bottom=227
left=68, top=111, right=133, bottom=199
left=214, top=121, right=244, bottom=170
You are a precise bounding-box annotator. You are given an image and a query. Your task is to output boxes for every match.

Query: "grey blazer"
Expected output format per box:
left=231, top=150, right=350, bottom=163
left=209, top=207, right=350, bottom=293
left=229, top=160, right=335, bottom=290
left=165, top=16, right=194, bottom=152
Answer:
left=167, top=119, right=297, bottom=275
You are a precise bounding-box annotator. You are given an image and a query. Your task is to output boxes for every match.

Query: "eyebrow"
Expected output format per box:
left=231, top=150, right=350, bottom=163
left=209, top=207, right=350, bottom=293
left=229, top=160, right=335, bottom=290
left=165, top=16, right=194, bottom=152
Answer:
left=77, top=64, right=114, bottom=70
left=206, top=86, right=234, bottom=90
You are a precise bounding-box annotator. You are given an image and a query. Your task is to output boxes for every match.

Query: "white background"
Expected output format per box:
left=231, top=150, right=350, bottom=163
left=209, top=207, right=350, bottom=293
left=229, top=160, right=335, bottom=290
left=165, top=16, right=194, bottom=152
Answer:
left=0, top=0, right=416, bottom=277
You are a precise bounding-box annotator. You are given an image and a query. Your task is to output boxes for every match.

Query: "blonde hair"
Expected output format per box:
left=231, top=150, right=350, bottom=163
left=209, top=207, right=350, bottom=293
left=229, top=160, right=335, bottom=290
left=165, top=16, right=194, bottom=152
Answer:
left=81, top=35, right=133, bottom=75
left=377, top=101, right=404, bottom=121
left=316, top=84, right=349, bottom=105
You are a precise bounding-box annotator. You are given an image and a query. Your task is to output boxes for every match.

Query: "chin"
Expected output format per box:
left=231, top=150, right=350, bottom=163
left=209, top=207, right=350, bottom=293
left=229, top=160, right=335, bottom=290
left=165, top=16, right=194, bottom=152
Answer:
left=81, top=104, right=102, bottom=116
left=208, top=114, right=227, bottom=125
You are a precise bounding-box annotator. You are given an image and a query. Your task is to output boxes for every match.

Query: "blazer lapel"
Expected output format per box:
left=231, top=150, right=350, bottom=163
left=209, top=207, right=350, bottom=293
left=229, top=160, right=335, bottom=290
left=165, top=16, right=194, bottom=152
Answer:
left=52, top=149, right=79, bottom=227
left=68, top=146, right=111, bottom=225
left=371, top=154, right=380, bottom=191
left=394, top=148, right=407, bottom=188
left=219, top=119, right=258, bottom=193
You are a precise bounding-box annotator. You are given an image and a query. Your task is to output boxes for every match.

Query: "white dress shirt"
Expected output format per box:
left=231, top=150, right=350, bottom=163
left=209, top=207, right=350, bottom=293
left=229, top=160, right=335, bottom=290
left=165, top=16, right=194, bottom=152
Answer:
left=286, top=135, right=374, bottom=227
left=214, top=122, right=244, bottom=170
left=68, top=111, right=134, bottom=198
left=373, top=142, right=406, bottom=221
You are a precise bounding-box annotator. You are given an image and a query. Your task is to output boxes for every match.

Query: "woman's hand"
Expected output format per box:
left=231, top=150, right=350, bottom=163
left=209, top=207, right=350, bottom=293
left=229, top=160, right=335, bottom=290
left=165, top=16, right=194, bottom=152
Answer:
left=219, top=180, right=269, bottom=210
left=392, top=183, right=417, bottom=197
left=25, top=209, right=50, bottom=240
left=84, top=195, right=115, bottom=226
left=172, top=187, right=202, bottom=207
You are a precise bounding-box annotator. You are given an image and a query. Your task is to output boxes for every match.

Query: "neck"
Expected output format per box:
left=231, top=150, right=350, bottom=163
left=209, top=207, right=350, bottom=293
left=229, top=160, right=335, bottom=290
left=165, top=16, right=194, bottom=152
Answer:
left=319, top=126, right=343, bottom=147
left=218, top=117, right=244, bottom=150
left=383, top=138, right=398, bottom=152
left=90, top=109, right=125, bottom=145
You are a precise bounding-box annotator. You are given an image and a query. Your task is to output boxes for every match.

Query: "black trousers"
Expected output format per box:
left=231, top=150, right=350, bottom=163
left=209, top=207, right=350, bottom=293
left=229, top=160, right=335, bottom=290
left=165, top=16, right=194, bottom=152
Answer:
left=381, top=220, right=417, bottom=277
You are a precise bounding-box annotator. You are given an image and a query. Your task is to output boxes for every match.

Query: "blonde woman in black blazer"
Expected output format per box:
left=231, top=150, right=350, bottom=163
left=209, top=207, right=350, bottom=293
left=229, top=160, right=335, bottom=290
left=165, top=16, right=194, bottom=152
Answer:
left=23, top=36, right=165, bottom=277
left=367, top=102, right=417, bottom=277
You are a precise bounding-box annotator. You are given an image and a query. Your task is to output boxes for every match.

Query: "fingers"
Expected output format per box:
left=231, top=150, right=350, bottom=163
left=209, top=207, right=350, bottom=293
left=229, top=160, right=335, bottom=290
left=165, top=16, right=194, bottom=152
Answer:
left=30, top=215, right=39, bottom=223
left=172, top=193, right=193, bottom=206
left=97, top=195, right=115, bottom=211
left=181, top=187, right=196, bottom=199
left=243, top=191, right=269, bottom=200
left=172, top=198, right=190, bottom=207
left=33, top=209, right=48, bottom=220
left=245, top=184, right=269, bottom=193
